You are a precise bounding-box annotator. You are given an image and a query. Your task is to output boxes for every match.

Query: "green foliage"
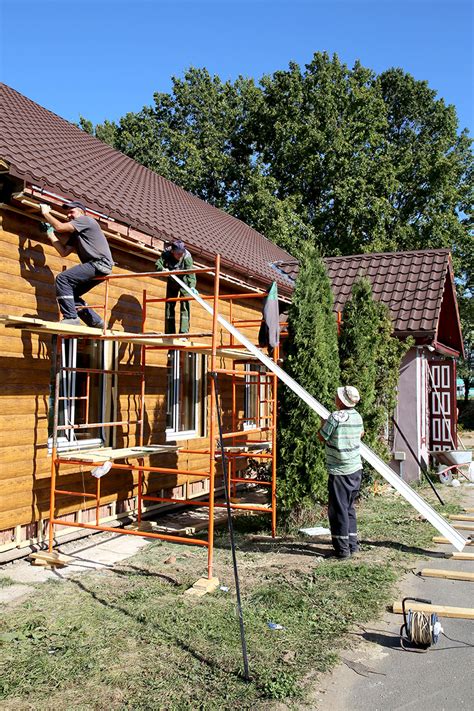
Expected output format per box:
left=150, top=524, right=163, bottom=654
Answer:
left=458, top=401, right=474, bottom=428
left=457, top=285, right=474, bottom=403
left=78, top=116, right=117, bottom=146
left=339, top=278, right=410, bottom=458
left=83, top=53, right=472, bottom=285
left=277, top=245, right=339, bottom=513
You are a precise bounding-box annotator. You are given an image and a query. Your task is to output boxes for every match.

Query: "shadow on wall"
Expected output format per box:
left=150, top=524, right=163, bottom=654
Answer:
left=18, top=231, right=56, bottom=360
left=109, top=294, right=143, bottom=366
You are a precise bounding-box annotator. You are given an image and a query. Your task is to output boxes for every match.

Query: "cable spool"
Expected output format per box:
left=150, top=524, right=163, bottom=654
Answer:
left=400, top=597, right=442, bottom=652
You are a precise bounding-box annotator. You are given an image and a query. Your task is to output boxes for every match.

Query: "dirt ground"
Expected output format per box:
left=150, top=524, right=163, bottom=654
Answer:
left=459, top=428, right=474, bottom=449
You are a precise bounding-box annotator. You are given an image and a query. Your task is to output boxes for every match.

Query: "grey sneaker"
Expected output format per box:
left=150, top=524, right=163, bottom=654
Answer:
left=60, top=318, right=81, bottom=326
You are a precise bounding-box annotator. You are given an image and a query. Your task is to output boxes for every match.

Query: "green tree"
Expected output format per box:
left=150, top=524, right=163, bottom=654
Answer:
left=84, top=53, right=472, bottom=280
left=338, top=278, right=409, bottom=459
left=277, top=245, right=340, bottom=516
left=78, top=116, right=118, bottom=146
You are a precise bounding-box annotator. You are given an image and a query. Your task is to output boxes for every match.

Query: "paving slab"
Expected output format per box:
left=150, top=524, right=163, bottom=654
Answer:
left=0, top=583, right=32, bottom=605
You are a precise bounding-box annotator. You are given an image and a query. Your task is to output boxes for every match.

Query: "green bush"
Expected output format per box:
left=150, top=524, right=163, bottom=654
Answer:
left=458, top=400, right=474, bottom=429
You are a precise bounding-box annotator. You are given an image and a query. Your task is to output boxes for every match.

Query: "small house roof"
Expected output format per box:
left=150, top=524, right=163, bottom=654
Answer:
left=273, top=250, right=464, bottom=354
left=0, top=83, right=294, bottom=293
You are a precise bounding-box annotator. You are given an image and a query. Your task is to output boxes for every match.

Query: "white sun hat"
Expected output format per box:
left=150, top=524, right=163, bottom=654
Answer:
left=337, top=385, right=360, bottom=408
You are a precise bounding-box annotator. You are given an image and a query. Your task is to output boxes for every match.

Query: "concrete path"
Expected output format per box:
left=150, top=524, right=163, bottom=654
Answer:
left=0, top=531, right=150, bottom=606
left=315, top=495, right=474, bottom=710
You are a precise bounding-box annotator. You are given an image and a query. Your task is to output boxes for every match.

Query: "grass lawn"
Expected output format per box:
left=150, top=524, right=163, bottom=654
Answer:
left=0, top=485, right=463, bottom=710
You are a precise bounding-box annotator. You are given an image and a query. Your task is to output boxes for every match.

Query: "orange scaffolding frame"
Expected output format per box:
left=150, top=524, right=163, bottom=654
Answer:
left=48, top=254, right=278, bottom=578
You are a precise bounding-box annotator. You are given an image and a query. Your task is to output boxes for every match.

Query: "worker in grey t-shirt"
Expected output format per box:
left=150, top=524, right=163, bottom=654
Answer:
left=39, top=200, right=113, bottom=328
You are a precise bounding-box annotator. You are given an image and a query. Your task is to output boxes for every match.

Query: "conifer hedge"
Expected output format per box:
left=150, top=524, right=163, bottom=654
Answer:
left=277, top=245, right=340, bottom=515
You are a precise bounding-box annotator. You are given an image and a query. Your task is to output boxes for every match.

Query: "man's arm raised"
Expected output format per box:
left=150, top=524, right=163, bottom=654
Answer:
left=39, top=205, right=75, bottom=257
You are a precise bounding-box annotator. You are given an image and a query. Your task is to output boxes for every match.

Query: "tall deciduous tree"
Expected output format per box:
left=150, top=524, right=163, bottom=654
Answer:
left=277, top=245, right=340, bottom=515
left=85, top=53, right=472, bottom=279
left=338, top=278, right=410, bottom=459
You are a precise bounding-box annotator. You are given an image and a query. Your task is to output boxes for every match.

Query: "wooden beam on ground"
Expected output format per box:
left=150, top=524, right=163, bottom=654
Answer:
left=463, top=508, right=474, bottom=513
left=392, top=601, right=474, bottom=619
left=420, top=568, right=474, bottom=582
left=184, top=576, right=220, bottom=597
left=452, top=523, right=474, bottom=531
left=446, top=551, right=474, bottom=561
left=432, top=536, right=473, bottom=545
left=448, top=514, right=474, bottom=522
left=29, top=551, right=73, bottom=567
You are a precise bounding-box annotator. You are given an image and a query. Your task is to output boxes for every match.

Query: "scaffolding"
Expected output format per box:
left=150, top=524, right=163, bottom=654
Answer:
left=45, top=254, right=278, bottom=579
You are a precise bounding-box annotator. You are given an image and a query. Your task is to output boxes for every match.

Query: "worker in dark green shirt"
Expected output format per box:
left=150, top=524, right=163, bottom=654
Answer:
left=155, top=240, right=196, bottom=334
left=318, top=385, right=364, bottom=559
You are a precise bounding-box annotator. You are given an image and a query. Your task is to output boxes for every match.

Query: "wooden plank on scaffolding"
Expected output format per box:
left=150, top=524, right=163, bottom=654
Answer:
left=0, top=314, right=188, bottom=345
left=0, top=314, right=257, bottom=359
left=420, top=568, right=474, bottom=582
left=392, top=601, right=474, bottom=619
left=57, top=445, right=180, bottom=462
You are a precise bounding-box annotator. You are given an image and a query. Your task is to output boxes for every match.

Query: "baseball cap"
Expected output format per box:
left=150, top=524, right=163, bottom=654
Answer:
left=337, top=385, right=360, bottom=408
left=63, top=200, right=87, bottom=211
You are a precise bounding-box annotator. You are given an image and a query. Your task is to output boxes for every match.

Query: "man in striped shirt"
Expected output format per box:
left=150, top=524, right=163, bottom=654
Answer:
left=318, top=386, right=364, bottom=559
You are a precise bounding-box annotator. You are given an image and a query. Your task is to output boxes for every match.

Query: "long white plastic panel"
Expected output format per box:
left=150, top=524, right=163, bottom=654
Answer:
left=174, top=275, right=467, bottom=551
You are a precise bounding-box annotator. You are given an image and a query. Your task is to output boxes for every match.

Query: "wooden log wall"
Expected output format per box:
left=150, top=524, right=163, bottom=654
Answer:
left=0, top=207, right=268, bottom=546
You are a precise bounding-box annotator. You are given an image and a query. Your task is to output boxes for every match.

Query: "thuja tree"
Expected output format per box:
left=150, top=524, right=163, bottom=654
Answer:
left=277, top=245, right=340, bottom=516
left=339, top=277, right=410, bottom=459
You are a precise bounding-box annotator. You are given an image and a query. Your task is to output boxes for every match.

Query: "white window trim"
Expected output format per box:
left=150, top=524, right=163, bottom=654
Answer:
left=48, top=339, right=113, bottom=453
left=165, top=351, right=203, bottom=441
left=243, top=363, right=267, bottom=430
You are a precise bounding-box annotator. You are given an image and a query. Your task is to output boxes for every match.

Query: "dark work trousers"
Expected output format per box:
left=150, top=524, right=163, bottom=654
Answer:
left=56, top=262, right=106, bottom=327
left=327, top=470, right=362, bottom=557
left=165, top=279, right=190, bottom=334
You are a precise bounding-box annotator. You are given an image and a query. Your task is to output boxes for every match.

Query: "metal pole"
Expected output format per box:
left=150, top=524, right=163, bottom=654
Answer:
left=49, top=335, right=61, bottom=552
left=207, top=254, right=220, bottom=579
left=392, top=417, right=444, bottom=506
left=211, top=371, right=250, bottom=683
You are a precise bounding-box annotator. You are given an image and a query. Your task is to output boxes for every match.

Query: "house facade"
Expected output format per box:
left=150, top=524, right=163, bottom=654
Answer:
left=0, top=84, right=293, bottom=560
left=0, top=84, right=464, bottom=559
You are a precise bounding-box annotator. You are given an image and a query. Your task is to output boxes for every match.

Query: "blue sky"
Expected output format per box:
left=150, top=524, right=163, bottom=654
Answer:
left=1, top=0, right=473, bottom=133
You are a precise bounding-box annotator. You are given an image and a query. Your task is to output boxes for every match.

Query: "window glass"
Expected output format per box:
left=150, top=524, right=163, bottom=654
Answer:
left=244, top=363, right=267, bottom=429
left=166, top=350, right=203, bottom=438
left=50, top=338, right=107, bottom=450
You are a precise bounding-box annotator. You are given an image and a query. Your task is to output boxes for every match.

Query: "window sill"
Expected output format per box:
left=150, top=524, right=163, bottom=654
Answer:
left=165, top=429, right=199, bottom=442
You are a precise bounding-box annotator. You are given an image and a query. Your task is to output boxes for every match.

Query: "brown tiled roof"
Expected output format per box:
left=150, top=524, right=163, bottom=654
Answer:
left=0, top=83, right=294, bottom=292
left=273, top=250, right=460, bottom=342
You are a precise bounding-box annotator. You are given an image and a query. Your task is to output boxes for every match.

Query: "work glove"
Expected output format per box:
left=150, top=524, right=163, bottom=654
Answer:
left=40, top=222, right=55, bottom=236
left=40, top=203, right=51, bottom=216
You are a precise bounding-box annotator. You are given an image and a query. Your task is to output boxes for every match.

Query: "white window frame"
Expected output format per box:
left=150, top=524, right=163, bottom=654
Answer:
left=166, top=350, right=204, bottom=441
left=48, top=339, right=113, bottom=453
left=243, top=363, right=267, bottom=430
